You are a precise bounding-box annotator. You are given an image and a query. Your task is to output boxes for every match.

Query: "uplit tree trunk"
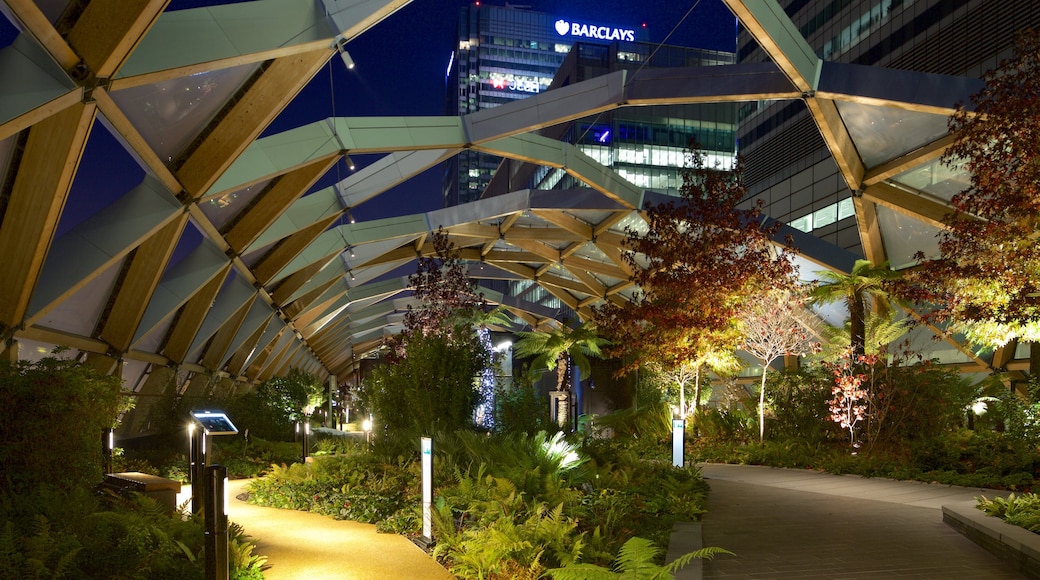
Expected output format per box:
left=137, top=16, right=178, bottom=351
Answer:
left=758, top=361, right=770, bottom=442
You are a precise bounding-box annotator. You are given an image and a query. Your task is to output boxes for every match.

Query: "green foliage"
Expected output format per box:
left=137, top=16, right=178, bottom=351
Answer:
left=0, top=516, right=81, bottom=579
left=0, top=354, right=127, bottom=500
left=0, top=489, right=263, bottom=579
left=545, top=536, right=731, bottom=580
left=228, top=521, right=268, bottom=580
left=855, top=354, right=977, bottom=445
left=247, top=427, right=711, bottom=580
left=691, top=429, right=1038, bottom=491
left=808, top=259, right=902, bottom=358
left=763, top=366, right=839, bottom=444
left=692, top=407, right=756, bottom=443
left=493, top=369, right=555, bottom=435
left=358, top=329, right=487, bottom=443
left=222, top=369, right=323, bottom=441
left=513, top=322, right=609, bottom=391
left=977, top=493, right=1040, bottom=533
left=247, top=452, right=418, bottom=524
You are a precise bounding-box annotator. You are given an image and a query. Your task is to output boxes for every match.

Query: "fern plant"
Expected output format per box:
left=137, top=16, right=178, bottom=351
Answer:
left=545, top=536, right=731, bottom=580
left=978, top=493, right=1040, bottom=533
left=0, top=516, right=82, bottom=579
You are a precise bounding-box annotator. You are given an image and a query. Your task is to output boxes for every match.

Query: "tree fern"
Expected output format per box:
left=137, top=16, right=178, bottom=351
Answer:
left=545, top=536, right=732, bottom=580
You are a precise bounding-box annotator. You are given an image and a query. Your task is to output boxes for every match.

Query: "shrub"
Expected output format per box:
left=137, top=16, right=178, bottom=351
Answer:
left=764, top=366, right=838, bottom=443
left=0, top=354, right=127, bottom=500
left=357, top=329, right=487, bottom=445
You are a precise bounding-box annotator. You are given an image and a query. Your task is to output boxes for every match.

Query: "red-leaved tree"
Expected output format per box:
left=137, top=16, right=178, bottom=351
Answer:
left=904, top=30, right=1040, bottom=351
left=595, top=145, right=797, bottom=388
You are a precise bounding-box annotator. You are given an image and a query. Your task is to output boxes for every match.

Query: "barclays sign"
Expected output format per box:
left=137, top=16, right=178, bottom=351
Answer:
left=554, top=19, right=635, bottom=42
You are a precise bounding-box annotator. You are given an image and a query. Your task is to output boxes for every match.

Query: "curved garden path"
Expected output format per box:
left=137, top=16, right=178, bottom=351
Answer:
left=182, top=479, right=452, bottom=580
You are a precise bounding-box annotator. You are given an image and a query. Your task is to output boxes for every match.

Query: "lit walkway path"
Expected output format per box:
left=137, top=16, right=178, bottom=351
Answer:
left=181, top=480, right=452, bottom=580
left=697, top=463, right=1024, bottom=578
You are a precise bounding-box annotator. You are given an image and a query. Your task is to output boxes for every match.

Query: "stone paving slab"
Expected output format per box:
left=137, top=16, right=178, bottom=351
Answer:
left=697, top=463, right=1024, bottom=579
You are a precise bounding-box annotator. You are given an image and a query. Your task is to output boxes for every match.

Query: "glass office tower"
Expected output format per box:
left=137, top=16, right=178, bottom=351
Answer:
left=443, top=3, right=649, bottom=206
left=737, top=0, right=1040, bottom=254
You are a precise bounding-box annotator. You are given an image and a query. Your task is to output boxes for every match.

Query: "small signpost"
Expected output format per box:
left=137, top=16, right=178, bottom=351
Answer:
left=421, top=436, right=433, bottom=545
left=672, top=418, right=685, bottom=468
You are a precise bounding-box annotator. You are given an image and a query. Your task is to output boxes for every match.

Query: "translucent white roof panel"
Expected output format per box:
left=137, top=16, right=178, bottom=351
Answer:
left=34, top=0, right=71, bottom=24
left=902, top=324, right=975, bottom=365
left=608, top=212, right=648, bottom=236
left=121, top=359, right=151, bottom=393
left=876, top=205, right=941, bottom=270
left=133, top=313, right=175, bottom=353
left=35, top=260, right=121, bottom=336
left=17, top=339, right=77, bottom=363
left=890, top=156, right=968, bottom=203
left=199, top=178, right=272, bottom=230
left=110, top=62, right=261, bottom=164
left=835, top=101, right=949, bottom=168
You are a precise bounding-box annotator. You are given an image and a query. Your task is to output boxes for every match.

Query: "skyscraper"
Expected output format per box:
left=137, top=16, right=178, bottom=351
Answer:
left=443, top=3, right=648, bottom=206
left=737, top=0, right=1040, bottom=256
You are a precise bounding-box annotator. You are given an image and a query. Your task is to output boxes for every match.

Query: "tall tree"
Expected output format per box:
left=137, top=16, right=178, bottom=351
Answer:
left=808, top=260, right=901, bottom=359
left=738, top=288, right=820, bottom=441
left=905, top=30, right=1040, bottom=349
left=595, top=145, right=796, bottom=379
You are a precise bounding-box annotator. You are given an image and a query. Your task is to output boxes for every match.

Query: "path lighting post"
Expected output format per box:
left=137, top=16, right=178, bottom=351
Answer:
left=204, top=464, right=229, bottom=580
left=672, top=418, right=685, bottom=468
left=101, top=427, right=115, bottom=474
left=301, top=422, right=311, bottom=461
left=362, top=418, right=372, bottom=445
left=188, top=411, right=239, bottom=516
left=421, top=437, right=434, bottom=546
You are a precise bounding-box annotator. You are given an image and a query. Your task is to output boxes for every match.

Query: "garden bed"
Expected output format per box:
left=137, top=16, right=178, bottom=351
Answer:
left=943, top=502, right=1040, bottom=578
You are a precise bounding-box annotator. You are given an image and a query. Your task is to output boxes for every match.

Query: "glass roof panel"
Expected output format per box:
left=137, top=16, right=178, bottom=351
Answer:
left=572, top=243, right=611, bottom=263
left=110, top=62, right=261, bottom=164
left=890, top=156, right=968, bottom=203
left=876, top=205, right=941, bottom=270
left=35, top=260, right=120, bottom=336
left=902, top=324, right=974, bottom=364
left=241, top=240, right=275, bottom=268
left=33, top=0, right=71, bottom=24
left=18, top=338, right=77, bottom=363
left=121, top=359, right=151, bottom=393
left=198, top=178, right=271, bottom=230
left=135, top=315, right=175, bottom=353
left=57, top=121, right=145, bottom=237
left=835, top=101, right=949, bottom=168
left=0, top=10, right=18, bottom=44
left=609, top=212, right=647, bottom=236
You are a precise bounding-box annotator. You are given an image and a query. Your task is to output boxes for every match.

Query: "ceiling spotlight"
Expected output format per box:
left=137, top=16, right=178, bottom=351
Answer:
left=344, top=154, right=356, bottom=171
left=349, top=270, right=356, bottom=281
left=332, top=35, right=355, bottom=70
left=348, top=245, right=356, bottom=258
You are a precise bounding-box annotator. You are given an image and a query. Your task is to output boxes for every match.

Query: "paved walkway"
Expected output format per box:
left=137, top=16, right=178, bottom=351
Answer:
left=179, top=480, right=452, bottom=580
left=697, top=463, right=1025, bottom=579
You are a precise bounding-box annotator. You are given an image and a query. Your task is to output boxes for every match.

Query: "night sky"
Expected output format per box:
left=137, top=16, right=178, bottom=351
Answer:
left=3, top=1, right=737, bottom=226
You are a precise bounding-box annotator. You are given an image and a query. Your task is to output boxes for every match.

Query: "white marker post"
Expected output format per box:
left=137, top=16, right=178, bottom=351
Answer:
left=421, top=437, right=433, bottom=543
left=672, top=418, right=685, bottom=468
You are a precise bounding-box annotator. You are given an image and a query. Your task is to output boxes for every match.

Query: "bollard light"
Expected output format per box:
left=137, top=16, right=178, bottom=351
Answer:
left=102, top=427, right=115, bottom=474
